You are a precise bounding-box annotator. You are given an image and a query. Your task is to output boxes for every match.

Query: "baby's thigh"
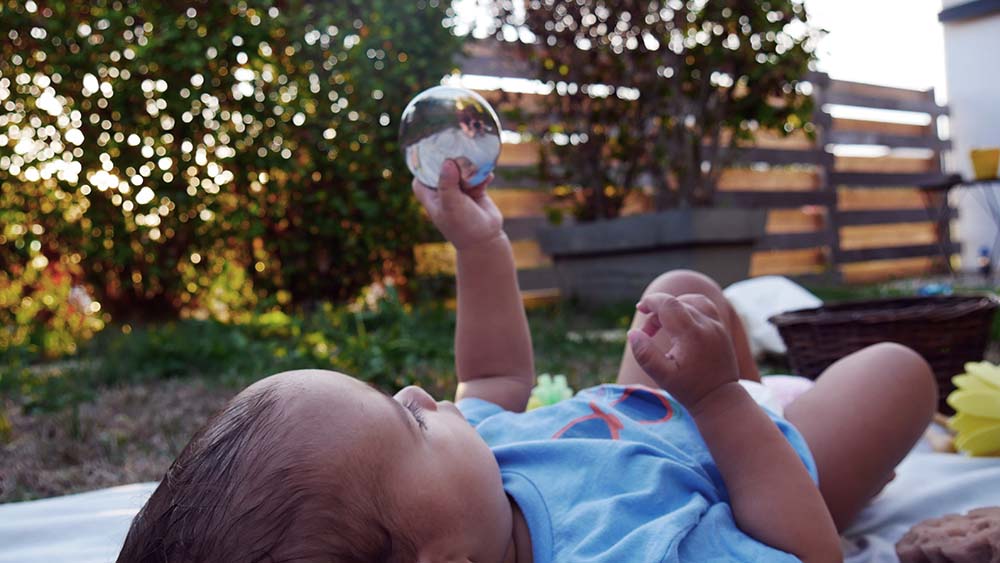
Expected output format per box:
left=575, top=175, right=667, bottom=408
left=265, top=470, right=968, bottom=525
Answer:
left=783, top=343, right=938, bottom=532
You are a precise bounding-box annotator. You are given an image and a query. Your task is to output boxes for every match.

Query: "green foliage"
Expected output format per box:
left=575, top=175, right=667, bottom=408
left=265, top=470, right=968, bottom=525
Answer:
left=0, top=258, right=105, bottom=360
left=1, top=294, right=625, bottom=413
left=0, top=0, right=464, bottom=330
left=492, top=0, right=821, bottom=218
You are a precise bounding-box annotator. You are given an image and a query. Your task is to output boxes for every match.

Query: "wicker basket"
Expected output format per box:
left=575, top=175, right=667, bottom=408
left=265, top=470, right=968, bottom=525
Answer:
left=769, top=295, right=1000, bottom=413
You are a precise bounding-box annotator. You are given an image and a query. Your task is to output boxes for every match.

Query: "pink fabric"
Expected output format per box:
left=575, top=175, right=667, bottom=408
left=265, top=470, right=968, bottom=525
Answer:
left=761, top=375, right=816, bottom=411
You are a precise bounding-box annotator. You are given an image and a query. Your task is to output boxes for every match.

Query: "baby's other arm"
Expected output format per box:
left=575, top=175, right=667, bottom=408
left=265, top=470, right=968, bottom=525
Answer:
left=412, top=160, right=534, bottom=412
left=628, top=294, right=842, bottom=562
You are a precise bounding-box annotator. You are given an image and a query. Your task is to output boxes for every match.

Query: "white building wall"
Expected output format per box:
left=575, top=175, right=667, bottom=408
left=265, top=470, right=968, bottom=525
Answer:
left=940, top=1, right=1000, bottom=269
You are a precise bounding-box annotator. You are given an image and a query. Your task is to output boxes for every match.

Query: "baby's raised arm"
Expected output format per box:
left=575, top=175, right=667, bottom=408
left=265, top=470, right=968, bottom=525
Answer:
left=628, top=293, right=842, bottom=563
left=412, top=159, right=535, bottom=411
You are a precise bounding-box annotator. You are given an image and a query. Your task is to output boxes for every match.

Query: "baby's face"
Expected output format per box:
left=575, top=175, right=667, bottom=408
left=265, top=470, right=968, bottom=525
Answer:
left=256, top=370, right=513, bottom=561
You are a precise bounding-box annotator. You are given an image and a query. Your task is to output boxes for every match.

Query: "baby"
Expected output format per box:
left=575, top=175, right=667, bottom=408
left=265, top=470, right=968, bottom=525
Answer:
left=117, top=160, right=938, bottom=563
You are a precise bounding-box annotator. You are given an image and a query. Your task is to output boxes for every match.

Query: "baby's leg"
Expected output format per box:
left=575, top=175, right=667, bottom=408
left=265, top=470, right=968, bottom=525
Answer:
left=617, top=269, right=760, bottom=386
left=784, top=343, right=937, bottom=532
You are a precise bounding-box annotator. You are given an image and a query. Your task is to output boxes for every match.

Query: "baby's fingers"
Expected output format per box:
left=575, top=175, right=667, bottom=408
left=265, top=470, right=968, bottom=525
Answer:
left=637, top=313, right=662, bottom=337
left=464, top=172, right=494, bottom=200
left=411, top=178, right=440, bottom=215
left=627, top=329, right=680, bottom=382
left=677, top=294, right=722, bottom=324
left=637, top=293, right=695, bottom=329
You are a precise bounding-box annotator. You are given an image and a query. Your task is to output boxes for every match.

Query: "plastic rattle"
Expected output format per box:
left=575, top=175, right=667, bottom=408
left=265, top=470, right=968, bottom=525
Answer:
left=526, top=374, right=574, bottom=411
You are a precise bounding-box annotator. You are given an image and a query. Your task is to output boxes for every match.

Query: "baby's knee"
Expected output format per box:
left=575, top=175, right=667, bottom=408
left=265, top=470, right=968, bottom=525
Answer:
left=863, top=342, right=938, bottom=414
left=643, top=270, right=722, bottom=299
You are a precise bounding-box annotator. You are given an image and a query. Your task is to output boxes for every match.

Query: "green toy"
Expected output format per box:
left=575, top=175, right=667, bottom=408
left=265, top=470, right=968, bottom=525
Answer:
left=527, top=374, right=574, bottom=410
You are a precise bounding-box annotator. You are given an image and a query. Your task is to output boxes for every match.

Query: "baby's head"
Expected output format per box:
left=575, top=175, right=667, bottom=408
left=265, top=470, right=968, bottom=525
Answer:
left=118, top=370, right=513, bottom=562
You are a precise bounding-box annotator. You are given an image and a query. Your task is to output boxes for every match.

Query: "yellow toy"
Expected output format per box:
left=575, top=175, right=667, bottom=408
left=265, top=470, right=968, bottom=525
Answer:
left=947, top=361, right=1000, bottom=456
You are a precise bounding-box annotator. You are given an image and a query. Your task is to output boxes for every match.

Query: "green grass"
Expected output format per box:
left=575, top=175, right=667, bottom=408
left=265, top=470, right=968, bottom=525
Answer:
left=1, top=292, right=630, bottom=414
left=9, top=278, right=999, bottom=416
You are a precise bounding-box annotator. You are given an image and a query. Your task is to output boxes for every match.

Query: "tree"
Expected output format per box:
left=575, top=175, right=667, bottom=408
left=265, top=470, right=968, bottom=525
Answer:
left=490, top=0, right=821, bottom=220
left=0, top=0, right=464, bottom=328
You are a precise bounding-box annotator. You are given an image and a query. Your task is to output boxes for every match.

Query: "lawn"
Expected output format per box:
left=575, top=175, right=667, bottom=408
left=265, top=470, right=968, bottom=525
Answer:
left=4, top=276, right=998, bottom=503
left=0, top=294, right=631, bottom=502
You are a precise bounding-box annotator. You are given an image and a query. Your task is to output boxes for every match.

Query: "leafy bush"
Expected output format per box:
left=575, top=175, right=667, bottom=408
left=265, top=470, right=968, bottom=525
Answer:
left=0, top=258, right=105, bottom=361
left=0, top=0, right=463, bottom=327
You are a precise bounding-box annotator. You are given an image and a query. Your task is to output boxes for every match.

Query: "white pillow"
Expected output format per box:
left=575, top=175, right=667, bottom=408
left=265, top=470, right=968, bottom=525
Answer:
left=724, top=275, right=822, bottom=357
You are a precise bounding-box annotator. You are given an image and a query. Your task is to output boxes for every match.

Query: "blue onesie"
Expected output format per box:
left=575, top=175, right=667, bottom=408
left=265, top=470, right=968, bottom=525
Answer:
left=458, top=384, right=818, bottom=563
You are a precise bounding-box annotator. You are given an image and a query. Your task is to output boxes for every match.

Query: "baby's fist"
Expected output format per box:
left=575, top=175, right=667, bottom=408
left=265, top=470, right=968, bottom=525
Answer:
left=412, top=159, right=502, bottom=250
left=626, top=293, right=739, bottom=410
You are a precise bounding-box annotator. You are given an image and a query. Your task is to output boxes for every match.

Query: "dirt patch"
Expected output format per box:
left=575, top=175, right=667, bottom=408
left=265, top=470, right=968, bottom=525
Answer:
left=1, top=379, right=236, bottom=503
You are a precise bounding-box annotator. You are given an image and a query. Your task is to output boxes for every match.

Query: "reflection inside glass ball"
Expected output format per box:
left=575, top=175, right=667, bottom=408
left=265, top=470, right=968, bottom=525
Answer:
left=398, top=86, right=502, bottom=189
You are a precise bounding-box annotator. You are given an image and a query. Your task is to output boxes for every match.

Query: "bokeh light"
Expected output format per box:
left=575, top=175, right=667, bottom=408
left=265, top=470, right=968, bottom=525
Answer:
left=1, top=0, right=462, bottom=358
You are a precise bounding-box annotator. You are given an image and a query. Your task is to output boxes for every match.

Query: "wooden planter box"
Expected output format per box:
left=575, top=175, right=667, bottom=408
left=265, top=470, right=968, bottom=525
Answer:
left=537, top=208, right=768, bottom=303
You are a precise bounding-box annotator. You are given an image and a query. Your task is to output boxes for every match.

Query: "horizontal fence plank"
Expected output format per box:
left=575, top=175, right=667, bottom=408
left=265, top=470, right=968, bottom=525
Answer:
left=729, top=129, right=815, bottom=150
left=751, top=248, right=828, bottom=277
left=767, top=208, right=825, bottom=233
left=838, top=208, right=956, bottom=226
left=840, top=222, right=939, bottom=250
left=719, top=168, right=821, bottom=191
left=827, top=130, right=950, bottom=150
left=517, top=267, right=559, bottom=292
left=837, top=242, right=959, bottom=263
left=490, top=187, right=552, bottom=216
left=790, top=271, right=844, bottom=286
left=497, top=142, right=547, bottom=167
left=493, top=165, right=547, bottom=190
left=415, top=216, right=552, bottom=243
left=831, top=118, right=931, bottom=138
left=830, top=172, right=955, bottom=188
left=841, top=257, right=944, bottom=284
left=504, top=216, right=550, bottom=241
left=716, top=191, right=835, bottom=208
left=838, top=187, right=928, bottom=210
left=512, top=239, right=551, bottom=269
left=824, top=91, right=947, bottom=116
left=757, top=231, right=830, bottom=250
left=414, top=239, right=552, bottom=275
left=834, top=156, right=937, bottom=174
left=732, top=147, right=826, bottom=166
left=827, top=79, right=936, bottom=103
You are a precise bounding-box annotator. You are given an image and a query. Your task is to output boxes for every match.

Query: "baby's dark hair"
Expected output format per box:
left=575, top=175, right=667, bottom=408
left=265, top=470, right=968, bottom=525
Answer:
left=117, top=385, right=415, bottom=563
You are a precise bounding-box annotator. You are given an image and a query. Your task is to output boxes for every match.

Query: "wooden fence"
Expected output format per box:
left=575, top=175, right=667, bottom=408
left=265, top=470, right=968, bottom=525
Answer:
left=415, top=41, right=955, bottom=294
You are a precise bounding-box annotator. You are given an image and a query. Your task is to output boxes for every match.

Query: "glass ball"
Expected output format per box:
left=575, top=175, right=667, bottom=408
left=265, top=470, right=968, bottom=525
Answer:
left=398, top=85, right=502, bottom=189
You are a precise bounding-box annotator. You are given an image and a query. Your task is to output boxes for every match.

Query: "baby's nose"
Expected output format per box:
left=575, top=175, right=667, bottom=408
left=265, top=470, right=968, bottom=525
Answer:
left=437, top=400, right=462, bottom=418
left=393, top=385, right=438, bottom=411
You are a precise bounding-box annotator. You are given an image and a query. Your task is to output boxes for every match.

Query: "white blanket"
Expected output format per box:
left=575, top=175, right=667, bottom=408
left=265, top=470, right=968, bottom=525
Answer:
left=0, top=482, right=155, bottom=563
left=843, top=449, right=1000, bottom=562
left=2, top=450, right=999, bottom=562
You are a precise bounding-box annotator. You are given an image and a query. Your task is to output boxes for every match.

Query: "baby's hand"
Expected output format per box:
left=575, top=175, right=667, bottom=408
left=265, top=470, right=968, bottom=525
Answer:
left=412, top=159, right=502, bottom=250
left=627, top=293, right=740, bottom=411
